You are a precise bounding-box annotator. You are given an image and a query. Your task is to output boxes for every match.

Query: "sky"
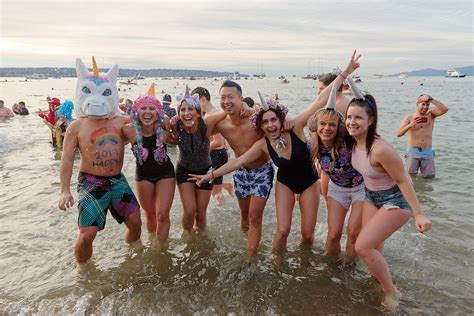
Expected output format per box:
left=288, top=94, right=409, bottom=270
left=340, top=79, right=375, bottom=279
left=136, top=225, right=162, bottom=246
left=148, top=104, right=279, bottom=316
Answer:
left=0, top=0, right=472, bottom=76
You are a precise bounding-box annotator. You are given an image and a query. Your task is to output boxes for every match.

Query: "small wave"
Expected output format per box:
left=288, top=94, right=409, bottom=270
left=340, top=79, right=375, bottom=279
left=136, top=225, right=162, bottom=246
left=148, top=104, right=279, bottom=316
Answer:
left=0, top=129, right=18, bottom=154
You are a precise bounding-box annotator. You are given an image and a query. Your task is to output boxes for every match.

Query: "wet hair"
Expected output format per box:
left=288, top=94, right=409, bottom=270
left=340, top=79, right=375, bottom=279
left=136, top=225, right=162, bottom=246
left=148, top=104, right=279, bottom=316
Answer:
left=318, top=73, right=343, bottom=92
left=163, top=94, right=172, bottom=104
left=243, top=97, right=255, bottom=107
left=19, top=101, right=25, bottom=106
left=220, top=80, right=242, bottom=95
left=0, top=100, right=4, bottom=105
left=191, top=87, right=211, bottom=101
left=309, top=109, right=346, bottom=163
left=346, top=94, right=379, bottom=155
left=255, top=108, right=286, bottom=134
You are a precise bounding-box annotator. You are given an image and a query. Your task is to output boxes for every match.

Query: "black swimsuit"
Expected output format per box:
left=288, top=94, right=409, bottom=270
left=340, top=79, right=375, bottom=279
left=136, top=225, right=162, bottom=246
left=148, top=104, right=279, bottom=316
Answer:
left=133, top=134, right=175, bottom=183
left=265, top=130, right=318, bottom=194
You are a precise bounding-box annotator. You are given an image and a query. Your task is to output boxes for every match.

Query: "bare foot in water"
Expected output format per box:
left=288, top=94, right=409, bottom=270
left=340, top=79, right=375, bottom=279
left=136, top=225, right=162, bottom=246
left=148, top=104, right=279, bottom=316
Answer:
left=382, top=289, right=402, bottom=312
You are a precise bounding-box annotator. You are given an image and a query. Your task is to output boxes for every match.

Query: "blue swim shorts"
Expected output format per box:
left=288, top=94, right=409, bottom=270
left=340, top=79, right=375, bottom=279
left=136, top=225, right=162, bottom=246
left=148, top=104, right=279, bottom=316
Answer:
left=233, top=160, right=274, bottom=199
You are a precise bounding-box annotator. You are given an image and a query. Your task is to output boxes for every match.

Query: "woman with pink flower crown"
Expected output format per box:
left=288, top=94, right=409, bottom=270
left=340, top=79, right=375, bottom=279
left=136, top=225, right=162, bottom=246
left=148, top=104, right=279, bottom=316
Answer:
left=123, top=83, right=176, bottom=244
left=190, top=51, right=361, bottom=252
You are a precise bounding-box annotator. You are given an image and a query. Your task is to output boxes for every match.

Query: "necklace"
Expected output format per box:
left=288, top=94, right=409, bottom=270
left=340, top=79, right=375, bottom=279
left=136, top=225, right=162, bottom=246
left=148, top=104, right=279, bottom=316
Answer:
left=275, top=135, right=287, bottom=155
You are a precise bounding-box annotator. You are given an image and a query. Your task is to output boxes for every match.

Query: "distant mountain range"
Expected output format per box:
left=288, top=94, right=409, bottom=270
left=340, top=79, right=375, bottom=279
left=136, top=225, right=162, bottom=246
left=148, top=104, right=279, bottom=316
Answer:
left=0, top=67, right=238, bottom=78
left=390, top=65, right=473, bottom=77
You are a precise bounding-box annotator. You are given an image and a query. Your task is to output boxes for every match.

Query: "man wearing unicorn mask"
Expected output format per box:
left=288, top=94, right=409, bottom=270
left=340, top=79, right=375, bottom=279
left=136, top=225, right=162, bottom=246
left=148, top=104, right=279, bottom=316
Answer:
left=58, top=57, right=141, bottom=264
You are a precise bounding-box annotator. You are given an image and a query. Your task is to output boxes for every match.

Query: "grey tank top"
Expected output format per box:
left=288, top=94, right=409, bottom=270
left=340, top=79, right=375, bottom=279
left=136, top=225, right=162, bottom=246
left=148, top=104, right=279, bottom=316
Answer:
left=177, top=118, right=211, bottom=170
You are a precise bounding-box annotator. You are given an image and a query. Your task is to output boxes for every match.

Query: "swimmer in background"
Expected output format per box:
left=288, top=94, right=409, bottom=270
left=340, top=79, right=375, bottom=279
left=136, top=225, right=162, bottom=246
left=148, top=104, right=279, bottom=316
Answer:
left=396, top=94, right=448, bottom=178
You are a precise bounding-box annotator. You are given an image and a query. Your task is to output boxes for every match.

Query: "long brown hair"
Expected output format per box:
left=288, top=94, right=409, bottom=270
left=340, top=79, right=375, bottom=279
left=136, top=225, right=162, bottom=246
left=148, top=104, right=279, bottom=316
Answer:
left=345, top=94, right=379, bottom=156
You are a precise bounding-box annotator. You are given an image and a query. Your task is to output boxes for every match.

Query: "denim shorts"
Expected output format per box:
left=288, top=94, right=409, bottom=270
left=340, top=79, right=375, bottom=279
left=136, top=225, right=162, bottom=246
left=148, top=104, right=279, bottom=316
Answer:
left=365, top=185, right=412, bottom=213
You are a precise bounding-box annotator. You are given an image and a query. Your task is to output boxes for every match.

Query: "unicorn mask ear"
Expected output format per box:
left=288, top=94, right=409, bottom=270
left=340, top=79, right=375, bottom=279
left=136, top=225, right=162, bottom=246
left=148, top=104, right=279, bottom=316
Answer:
left=257, top=91, right=269, bottom=110
left=347, top=76, right=365, bottom=100
left=75, top=58, right=90, bottom=79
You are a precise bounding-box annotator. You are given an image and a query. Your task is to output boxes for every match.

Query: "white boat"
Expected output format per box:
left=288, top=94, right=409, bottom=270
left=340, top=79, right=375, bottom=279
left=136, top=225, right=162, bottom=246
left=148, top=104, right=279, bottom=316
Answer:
left=25, top=73, right=48, bottom=80
left=399, top=73, right=408, bottom=79
left=445, top=69, right=466, bottom=78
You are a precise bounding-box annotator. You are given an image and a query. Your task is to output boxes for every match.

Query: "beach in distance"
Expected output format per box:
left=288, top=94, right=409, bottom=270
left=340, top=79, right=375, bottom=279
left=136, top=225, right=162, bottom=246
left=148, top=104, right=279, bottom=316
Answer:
left=0, top=75, right=473, bottom=314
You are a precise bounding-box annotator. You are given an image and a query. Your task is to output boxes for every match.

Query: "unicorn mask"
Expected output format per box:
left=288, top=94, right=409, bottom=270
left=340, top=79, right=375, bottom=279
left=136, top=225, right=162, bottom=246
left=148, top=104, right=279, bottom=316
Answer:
left=75, top=57, right=119, bottom=118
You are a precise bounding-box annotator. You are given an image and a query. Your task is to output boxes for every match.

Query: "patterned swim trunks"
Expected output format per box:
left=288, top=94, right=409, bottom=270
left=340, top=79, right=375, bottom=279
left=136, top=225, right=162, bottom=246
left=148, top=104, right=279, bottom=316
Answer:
left=233, top=160, right=274, bottom=199
left=77, top=172, right=140, bottom=230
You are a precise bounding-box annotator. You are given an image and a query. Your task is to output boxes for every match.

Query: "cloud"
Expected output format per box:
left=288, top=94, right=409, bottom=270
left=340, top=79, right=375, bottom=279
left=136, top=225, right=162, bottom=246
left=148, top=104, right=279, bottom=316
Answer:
left=0, top=0, right=472, bottom=75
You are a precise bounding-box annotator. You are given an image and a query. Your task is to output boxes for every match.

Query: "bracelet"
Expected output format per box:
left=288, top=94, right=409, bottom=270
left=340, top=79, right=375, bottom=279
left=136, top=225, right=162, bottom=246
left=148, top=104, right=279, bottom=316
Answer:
left=339, top=72, right=348, bottom=79
left=210, top=169, right=215, bottom=179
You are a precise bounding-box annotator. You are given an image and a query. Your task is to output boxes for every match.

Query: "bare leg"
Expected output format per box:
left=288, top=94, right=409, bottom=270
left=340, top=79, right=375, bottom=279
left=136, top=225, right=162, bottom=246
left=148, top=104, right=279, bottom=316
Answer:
left=245, top=196, right=268, bottom=259
left=136, top=180, right=157, bottom=233
left=355, top=201, right=411, bottom=311
left=177, top=183, right=197, bottom=231
left=273, top=181, right=295, bottom=252
left=345, top=200, right=363, bottom=260
left=298, top=182, right=320, bottom=247
left=155, top=178, right=175, bottom=242
left=195, top=188, right=212, bottom=230
left=124, top=211, right=141, bottom=242
left=326, top=197, right=348, bottom=257
left=237, top=197, right=250, bottom=230
left=75, top=226, right=98, bottom=264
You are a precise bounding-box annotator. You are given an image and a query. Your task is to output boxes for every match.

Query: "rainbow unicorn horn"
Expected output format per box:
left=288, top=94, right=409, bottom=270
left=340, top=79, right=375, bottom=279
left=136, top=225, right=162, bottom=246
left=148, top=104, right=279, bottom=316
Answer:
left=92, top=56, right=100, bottom=77
left=258, top=91, right=269, bottom=111
left=147, top=83, right=156, bottom=97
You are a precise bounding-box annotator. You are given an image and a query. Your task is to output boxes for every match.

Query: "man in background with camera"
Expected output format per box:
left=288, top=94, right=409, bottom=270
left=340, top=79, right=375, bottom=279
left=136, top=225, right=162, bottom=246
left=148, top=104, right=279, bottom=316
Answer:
left=396, top=94, right=448, bottom=178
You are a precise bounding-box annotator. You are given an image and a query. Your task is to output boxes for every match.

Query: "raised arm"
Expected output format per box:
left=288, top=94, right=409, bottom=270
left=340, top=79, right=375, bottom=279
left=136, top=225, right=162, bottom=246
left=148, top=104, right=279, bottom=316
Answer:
left=427, top=96, right=448, bottom=118
left=373, top=143, right=432, bottom=233
left=189, top=138, right=266, bottom=186
left=294, top=50, right=361, bottom=127
left=58, top=121, right=79, bottom=210
left=204, top=110, right=228, bottom=136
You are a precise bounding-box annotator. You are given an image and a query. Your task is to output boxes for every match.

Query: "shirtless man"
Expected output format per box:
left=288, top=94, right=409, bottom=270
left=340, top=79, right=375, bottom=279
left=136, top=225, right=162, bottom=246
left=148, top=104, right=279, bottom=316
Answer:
left=396, top=94, right=448, bottom=178
left=191, top=86, right=234, bottom=204
left=58, top=57, right=141, bottom=264
left=0, top=100, right=15, bottom=119
left=208, top=80, right=274, bottom=258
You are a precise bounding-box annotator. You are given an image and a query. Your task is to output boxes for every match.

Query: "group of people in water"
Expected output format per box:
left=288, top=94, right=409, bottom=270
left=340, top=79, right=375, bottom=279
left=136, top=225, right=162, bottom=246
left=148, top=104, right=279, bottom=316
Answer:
left=55, top=51, right=448, bottom=310
left=0, top=99, right=30, bottom=118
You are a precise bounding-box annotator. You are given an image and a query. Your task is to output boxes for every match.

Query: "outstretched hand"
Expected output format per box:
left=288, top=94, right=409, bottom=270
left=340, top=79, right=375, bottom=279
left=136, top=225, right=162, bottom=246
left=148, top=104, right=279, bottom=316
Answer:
left=187, top=173, right=212, bottom=186
left=342, top=50, right=362, bottom=76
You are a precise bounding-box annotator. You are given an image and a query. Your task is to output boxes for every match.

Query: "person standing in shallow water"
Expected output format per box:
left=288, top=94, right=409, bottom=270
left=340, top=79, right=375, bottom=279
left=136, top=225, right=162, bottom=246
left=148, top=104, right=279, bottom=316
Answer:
left=58, top=57, right=141, bottom=264
left=168, top=85, right=226, bottom=233
left=191, top=51, right=362, bottom=254
left=396, top=94, right=448, bottom=178
left=345, top=76, right=432, bottom=311
left=122, top=84, right=176, bottom=244
left=0, top=100, right=15, bottom=119
left=191, top=86, right=234, bottom=204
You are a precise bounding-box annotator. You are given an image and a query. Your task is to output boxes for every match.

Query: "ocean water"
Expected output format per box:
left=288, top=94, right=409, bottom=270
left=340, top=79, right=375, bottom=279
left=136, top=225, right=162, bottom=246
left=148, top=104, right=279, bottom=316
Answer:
left=0, top=76, right=473, bottom=315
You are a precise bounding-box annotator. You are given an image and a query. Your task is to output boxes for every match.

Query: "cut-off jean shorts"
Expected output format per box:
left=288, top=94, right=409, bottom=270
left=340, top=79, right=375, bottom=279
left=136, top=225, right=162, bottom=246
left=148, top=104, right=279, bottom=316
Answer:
left=328, top=181, right=365, bottom=210
left=365, top=185, right=412, bottom=213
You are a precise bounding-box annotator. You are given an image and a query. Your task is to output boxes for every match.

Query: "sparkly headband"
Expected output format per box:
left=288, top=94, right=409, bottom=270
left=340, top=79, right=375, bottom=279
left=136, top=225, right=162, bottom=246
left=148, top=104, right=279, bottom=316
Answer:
left=250, top=91, right=289, bottom=128
left=176, top=84, right=201, bottom=112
